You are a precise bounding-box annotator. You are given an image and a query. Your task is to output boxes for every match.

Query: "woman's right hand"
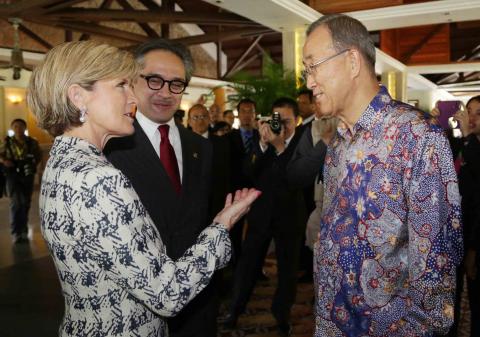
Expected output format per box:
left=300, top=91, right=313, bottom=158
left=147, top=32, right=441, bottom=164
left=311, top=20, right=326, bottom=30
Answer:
left=214, top=188, right=261, bottom=230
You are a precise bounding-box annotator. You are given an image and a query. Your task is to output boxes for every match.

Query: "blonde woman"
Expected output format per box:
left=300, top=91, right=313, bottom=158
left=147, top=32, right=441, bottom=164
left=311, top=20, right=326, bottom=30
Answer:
left=27, top=41, right=259, bottom=337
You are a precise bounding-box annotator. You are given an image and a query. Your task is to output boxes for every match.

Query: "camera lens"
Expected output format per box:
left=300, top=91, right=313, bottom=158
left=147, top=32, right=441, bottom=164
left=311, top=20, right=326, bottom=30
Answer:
left=269, top=112, right=282, bottom=135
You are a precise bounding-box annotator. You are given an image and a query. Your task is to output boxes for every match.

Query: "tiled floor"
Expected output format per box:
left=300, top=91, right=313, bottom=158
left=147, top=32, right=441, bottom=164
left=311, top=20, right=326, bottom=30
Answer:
left=0, top=189, right=64, bottom=337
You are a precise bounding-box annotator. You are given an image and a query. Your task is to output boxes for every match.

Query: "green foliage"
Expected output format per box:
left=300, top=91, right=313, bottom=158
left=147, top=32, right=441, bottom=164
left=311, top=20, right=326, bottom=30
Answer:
left=226, top=55, right=298, bottom=116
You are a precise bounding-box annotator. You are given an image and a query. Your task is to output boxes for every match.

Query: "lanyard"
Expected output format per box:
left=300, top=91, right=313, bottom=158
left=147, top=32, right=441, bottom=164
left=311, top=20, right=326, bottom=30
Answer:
left=7, top=137, right=28, bottom=160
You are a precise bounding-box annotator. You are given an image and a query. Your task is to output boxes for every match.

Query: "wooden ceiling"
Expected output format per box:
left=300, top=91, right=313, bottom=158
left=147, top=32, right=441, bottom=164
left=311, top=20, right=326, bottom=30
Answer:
left=0, top=0, right=479, bottom=88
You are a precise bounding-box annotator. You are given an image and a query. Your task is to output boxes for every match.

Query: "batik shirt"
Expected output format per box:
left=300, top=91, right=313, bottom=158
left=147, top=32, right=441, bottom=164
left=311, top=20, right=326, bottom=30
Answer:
left=40, top=136, right=231, bottom=337
left=314, top=86, right=463, bottom=337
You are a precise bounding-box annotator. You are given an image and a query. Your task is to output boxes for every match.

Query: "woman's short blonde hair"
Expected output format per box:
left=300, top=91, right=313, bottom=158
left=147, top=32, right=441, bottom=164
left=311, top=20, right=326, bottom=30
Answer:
left=27, top=41, right=139, bottom=136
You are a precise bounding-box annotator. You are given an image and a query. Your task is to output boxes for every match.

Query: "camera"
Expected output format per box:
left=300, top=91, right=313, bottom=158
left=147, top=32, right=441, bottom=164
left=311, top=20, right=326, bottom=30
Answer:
left=266, top=112, right=282, bottom=135
left=15, top=154, right=36, bottom=177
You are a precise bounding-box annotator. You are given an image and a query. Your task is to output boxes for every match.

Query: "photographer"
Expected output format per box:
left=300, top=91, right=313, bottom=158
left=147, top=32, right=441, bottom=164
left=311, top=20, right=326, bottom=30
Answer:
left=0, top=119, right=42, bottom=244
left=224, top=97, right=306, bottom=336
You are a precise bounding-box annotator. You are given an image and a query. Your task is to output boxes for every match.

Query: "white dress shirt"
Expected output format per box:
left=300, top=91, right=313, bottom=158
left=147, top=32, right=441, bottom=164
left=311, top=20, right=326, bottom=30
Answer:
left=302, top=114, right=315, bottom=125
left=136, top=110, right=183, bottom=182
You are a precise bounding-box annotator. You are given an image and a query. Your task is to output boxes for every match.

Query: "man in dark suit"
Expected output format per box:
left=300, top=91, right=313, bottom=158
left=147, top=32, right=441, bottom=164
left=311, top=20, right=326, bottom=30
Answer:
left=104, top=39, right=216, bottom=337
left=228, top=98, right=258, bottom=191
left=297, top=89, right=316, bottom=129
left=227, top=98, right=259, bottom=261
left=188, top=103, right=231, bottom=219
left=224, top=98, right=306, bottom=336
left=295, top=88, right=317, bottom=282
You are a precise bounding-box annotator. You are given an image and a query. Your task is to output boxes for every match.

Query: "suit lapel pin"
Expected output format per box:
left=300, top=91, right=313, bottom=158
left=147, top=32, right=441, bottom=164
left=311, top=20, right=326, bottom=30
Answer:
left=193, top=152, right=198, bottom=159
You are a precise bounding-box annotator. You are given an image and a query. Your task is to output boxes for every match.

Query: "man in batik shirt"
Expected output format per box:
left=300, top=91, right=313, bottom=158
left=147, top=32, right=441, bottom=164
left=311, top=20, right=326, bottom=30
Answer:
left=302, top=14, right=463, bottom=337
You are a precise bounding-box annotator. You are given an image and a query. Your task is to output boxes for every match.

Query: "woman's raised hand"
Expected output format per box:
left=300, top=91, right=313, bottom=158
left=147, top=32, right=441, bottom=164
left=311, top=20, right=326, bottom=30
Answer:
left=214, top=188, right=261, bottom=230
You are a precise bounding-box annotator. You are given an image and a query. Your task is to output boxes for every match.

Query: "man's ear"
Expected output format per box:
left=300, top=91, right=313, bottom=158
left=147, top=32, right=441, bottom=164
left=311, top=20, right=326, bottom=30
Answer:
left=67, top=84, right=87, bottom=110
left=348, top=49, right=361, bottom=79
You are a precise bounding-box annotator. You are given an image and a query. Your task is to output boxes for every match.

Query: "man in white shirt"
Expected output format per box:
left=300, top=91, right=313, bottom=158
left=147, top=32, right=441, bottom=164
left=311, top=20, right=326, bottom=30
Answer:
left=104, top=39, right=217, bottom=337
left=188, top=104, right=211, bottom=138
left=297, top=89, right=315, bottom=127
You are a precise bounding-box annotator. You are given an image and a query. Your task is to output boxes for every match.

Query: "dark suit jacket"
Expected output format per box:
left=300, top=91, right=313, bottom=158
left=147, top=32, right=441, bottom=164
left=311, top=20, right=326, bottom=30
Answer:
left=104, top=121, right=212, bottom=260
left=287, top=123, right=328, bottom=190
left=228, top=128, right=259, bottom=191
left=247, top=131, right=306, bottom=233
left=292, top=121, right=316, bottom=214
left=207, top=133, right=231, bottom=220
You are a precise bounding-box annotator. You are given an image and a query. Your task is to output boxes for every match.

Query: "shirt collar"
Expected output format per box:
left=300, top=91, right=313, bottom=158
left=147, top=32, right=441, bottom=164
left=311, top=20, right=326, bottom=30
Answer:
left=302, top=115, right=315, bottom=125
left=338, top=85, right=391, bottom=139
left=240, top=127, right=253, bottom=137
left=285, top=132, right=295, bottom=148
left=136, top=110, right=177, bottom=138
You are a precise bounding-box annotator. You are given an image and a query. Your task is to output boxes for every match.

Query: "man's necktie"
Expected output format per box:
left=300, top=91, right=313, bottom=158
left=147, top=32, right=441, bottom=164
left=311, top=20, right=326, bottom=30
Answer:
left=244, top=131, right=253, bottom=153
left=158, top=125, right=181, bottom=194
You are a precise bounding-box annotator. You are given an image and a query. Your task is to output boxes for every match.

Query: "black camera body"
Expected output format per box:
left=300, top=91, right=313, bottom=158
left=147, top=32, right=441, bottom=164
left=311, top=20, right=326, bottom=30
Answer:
left=267, top=111, right=282, bottom=135
left=15, top=155, right=36, bottom=177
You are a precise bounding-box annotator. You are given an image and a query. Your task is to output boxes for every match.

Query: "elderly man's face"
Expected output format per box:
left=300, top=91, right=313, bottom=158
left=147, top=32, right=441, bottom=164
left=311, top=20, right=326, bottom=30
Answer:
left=134, top=50, right=186, bottom=124
left=209, top=104, right=221, bottom=123
left=189, top=106, right=210, bottom=135
left=303, top=26, right=350, bottom=119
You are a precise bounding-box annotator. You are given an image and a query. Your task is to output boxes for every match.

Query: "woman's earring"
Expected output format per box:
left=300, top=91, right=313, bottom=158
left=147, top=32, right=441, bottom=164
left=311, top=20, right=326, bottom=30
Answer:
left=79, top=107, right=87, bottom=123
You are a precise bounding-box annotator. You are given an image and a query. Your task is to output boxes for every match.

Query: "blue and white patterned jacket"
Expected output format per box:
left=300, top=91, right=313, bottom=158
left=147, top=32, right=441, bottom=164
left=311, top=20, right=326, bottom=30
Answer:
left=40, top=136, right=231, bottom=337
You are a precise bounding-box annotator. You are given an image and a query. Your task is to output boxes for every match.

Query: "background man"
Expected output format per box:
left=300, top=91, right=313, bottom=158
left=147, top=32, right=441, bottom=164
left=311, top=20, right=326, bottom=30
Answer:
left=104, top=39, right=216, bottom=337
left=223, top=109, right=235, bottom=127
left=293, top=88, right=318, bottom=283
left=209, top=103, right=222, bottom=129
left=303, top=14, right=463, bottom=336
left=227, top=98, right=259, bottom=261
left=0, top=118, right=42, bottom=244
left=287, top=101, right=337, bottom=283
left=188, top=104, right=231, bottom=219
left=225, top=98, right=306, bottom=336
left=297, top=89, right=315, bottom=128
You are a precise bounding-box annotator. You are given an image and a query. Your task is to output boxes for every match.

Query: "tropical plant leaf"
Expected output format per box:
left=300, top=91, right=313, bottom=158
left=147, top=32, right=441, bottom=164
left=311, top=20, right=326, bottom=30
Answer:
left=226, top=56, right=299, bottom=116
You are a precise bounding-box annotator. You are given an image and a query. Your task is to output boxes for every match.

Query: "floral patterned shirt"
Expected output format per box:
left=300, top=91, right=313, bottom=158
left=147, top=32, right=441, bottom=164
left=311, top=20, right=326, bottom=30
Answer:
left=314, top=86, right=463, bottom=337
left=40, top=136, right=231, bottom=337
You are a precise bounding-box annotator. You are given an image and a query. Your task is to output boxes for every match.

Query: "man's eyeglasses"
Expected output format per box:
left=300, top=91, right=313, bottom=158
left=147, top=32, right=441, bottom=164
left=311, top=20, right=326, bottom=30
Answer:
left=190, top=115, right=209, bottom=121
left=302, top=49, right=350, bottom=79
left=140, top=75, right=187, bottom=94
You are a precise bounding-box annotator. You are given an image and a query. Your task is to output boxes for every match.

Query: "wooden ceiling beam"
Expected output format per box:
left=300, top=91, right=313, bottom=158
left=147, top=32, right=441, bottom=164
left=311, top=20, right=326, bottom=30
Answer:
left=161, top=0, right=175, bottom=38
left=137, top=0, right=161, bottom=11
left=30, top=20, right=149, bottom=43
left=116, top=0, right=159, bottom=38
left=18, top=23, right=53, bottom=49
left=173, top=28, right=275, bottom=46
left=225, top=35, right=263, bottom=78
left=404, top=24, right=446, bottom=63
left=41, top=8, right=259, bottom=26
left=40, top=0, right=88, bottom=14
left=225, top=52, right=262, bottom=78
left=78, top=0, right=115, bottom=43
left=0, top=0, right=60, bottom=15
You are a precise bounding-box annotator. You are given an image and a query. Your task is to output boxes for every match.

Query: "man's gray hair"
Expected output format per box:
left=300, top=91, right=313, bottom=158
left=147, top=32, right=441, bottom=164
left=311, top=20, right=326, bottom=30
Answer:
left=134, top=38, right=194, bottom=83
left=307, top=14, right=376, bottom=74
